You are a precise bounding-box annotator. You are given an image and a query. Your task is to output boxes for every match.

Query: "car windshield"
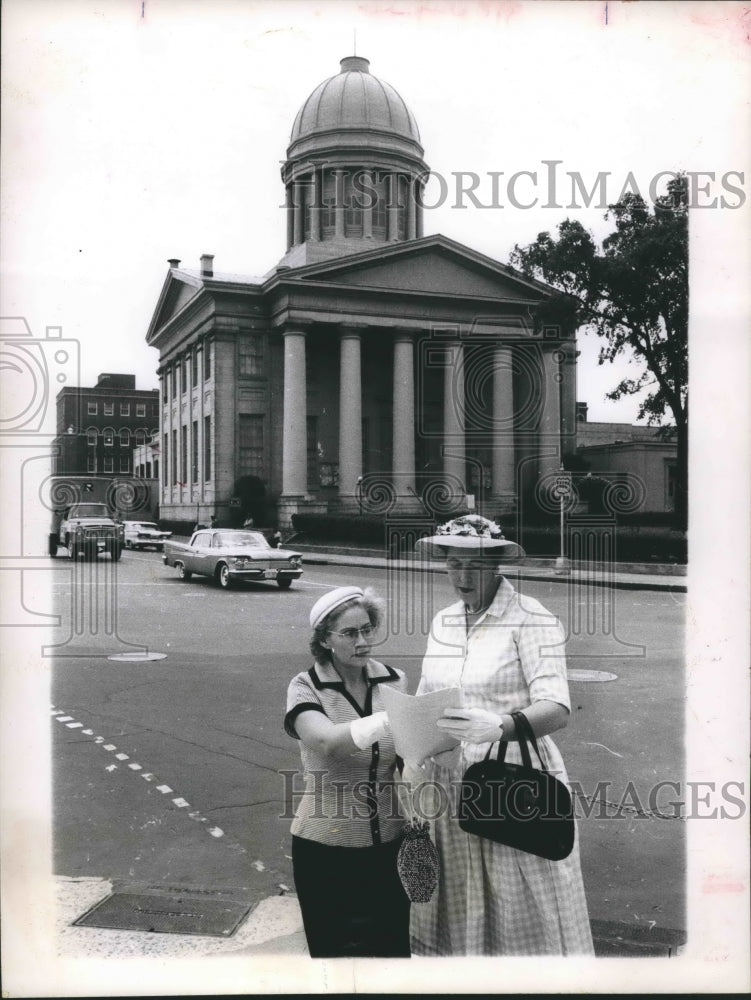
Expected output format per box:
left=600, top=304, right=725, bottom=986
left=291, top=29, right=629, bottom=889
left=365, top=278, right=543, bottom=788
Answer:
left=70, top=505, right=109, bottom=517
left=213, top=532, right=267, bottom=549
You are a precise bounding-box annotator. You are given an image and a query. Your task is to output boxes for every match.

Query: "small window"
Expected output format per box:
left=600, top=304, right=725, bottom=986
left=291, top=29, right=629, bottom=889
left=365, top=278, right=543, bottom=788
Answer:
left=87, top=402, right=98, bottom=415
left=87, top=455, right=97, bottom=473
left=103, top=456, right=113, bottom=473
left=104, top=402, right=114, bottom=415
left=192, top=532, right=211, bottom=547
left=103, top=428, right=114, bottom=447
left=120, top=403, right=130, bottom=416
left=136, top=403, right=146, bottom=417
left=153, top=403, right=159, bottom=416
left=120, top=455, right=130, bottom=473
left=191, top=350, right=198, bottom=386
left=120, top=428, right=130, bottom=447
left=86, top=428, right=97, bottom=446
left=204, top=341, right=212, bottom=380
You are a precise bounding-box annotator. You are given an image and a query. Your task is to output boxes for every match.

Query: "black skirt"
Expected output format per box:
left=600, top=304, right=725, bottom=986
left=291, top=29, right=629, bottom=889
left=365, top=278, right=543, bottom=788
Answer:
left=292, top=834, right=411, bottom=958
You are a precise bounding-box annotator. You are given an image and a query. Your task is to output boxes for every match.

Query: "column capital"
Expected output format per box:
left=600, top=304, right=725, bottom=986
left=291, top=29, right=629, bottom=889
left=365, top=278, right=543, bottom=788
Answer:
left=281, top=322, right=312, bottom=338
left=336, top=322, right=369, bottom=339
left=390, top=326, right=416, bottom=343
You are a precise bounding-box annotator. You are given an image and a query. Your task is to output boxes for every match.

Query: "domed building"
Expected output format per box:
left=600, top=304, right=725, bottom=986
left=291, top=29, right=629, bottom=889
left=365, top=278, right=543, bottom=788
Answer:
left=146, top=56, right=576, bottom=534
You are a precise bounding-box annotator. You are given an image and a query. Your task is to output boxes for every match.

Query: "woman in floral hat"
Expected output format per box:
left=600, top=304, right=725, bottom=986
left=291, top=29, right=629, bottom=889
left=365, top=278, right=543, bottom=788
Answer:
left=409, top=515, right=593, bottom=956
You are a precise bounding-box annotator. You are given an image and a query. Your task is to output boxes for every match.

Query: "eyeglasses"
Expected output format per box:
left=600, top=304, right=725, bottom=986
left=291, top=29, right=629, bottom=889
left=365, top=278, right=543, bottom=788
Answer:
left=327, top=624, right=376, bottom=640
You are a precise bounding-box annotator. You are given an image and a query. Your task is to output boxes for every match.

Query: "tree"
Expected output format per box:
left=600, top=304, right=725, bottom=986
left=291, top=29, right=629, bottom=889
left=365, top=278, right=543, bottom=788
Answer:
left=510, top=175, right=688, bottom=525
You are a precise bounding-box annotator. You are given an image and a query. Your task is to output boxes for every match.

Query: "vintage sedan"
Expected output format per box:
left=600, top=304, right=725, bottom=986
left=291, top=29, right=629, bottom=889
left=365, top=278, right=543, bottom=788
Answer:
left=123, top=520, right=173, bottom=551
left=163, top=528, right=303, bottom=589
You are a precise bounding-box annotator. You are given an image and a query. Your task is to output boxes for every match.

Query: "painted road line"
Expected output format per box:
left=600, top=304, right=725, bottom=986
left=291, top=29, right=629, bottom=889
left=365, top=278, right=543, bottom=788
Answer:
left=66, top=722, right=84, bottom=728
left=104, top=744, right=116, bottom=751
left=115, top=753, right=130, bottom=761
left=128, top=763, right=143, bottom=771
left=56, top=716, right=73, bottom=722
left=172, top=798, right=190, bottom=808
left=209, top=827, right=224, bottom=838
left=156, top=784, right=173, bottom=794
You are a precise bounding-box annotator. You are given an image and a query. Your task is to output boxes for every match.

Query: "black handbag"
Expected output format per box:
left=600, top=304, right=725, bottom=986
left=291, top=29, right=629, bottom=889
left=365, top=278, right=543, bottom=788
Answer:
left=458, top=711, right=575, bottom=860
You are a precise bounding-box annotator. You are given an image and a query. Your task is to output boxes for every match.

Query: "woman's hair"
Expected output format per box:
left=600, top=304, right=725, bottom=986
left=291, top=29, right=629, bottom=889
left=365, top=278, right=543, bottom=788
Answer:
left=310, top=587, right=386, bottom=665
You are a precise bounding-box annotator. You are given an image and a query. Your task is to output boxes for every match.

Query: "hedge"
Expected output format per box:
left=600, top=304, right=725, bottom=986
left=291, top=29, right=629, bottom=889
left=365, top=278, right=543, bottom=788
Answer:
left=290, top=513, right=687, bottom=564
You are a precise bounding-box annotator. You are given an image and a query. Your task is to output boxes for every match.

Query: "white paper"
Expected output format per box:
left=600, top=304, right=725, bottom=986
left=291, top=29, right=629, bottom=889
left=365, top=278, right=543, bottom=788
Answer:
left=381, top=685, right=463, bottom=763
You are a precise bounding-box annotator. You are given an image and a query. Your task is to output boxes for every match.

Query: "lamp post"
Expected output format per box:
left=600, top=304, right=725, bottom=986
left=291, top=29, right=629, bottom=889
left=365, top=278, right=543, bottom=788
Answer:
left=554, top=466, right=572, bottom=575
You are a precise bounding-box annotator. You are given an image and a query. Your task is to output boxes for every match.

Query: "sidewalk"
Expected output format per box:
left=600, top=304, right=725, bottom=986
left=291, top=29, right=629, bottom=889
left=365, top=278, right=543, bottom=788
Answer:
left=291, top=542, right=687, bottom=592
left=55, top=876, right=685, bottom=959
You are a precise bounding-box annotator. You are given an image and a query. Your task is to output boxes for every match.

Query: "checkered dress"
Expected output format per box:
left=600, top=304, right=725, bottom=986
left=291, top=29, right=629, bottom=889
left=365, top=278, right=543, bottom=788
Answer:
left=409, top=578, right=594, bottom=956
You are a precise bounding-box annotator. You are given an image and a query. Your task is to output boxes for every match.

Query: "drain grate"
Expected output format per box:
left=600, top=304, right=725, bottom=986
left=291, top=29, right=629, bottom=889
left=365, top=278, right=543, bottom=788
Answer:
left=73, top=891, right=252, bottom=937
left=568, top=668, right=618, bottom=683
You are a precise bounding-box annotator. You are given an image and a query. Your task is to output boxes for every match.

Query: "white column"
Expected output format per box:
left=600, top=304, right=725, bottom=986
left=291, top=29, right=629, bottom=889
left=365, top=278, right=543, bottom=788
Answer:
left=334, top=170, right=345, bottom=238
left=309, top=170, right=320, bottom=242
left=491, top=345, right=516, bottom=499
left=362, top=170, right=373, bottom=238
left=338, top=330, right=363, bottom=496
left=443, top=341, right=465, bottom=495
left=538, top=347, right=562, bottom=481
left=282, top=329, right=308, bottom=496
left=392, top=332, right=415, bottom=495
left=387, top=174, right=399, bottom=241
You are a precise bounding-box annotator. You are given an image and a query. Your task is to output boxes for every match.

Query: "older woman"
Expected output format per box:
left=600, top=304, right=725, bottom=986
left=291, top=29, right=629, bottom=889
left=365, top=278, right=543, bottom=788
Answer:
left=285, top=586, right=411, bottom=958
left=410, top=515, right=593, bottom=956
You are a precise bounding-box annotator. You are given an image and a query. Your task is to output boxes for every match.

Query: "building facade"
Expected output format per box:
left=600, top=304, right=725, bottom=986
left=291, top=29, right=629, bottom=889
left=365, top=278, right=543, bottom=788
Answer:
left=54, top=373, right=159, bottom=478
left=146, top=57, right=576, bottom=529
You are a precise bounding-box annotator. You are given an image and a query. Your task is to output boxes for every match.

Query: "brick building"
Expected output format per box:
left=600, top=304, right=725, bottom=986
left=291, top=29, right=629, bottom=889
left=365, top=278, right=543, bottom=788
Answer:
left=54, top=373, right=159, bottom=477
left=146, top=56, right=576, bottom=530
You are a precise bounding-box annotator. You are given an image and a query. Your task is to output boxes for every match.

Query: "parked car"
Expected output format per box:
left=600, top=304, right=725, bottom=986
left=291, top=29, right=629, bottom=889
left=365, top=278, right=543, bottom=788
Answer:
left=163, top=529, right=303, bottom=590
left=123, top=521, right=172, bottom=551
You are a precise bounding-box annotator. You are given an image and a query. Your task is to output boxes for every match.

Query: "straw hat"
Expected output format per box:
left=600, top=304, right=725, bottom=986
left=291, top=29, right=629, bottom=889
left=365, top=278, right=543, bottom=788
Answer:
left=309, top=586, right=364, bottom=629
left=416, top=515, right=524, bottom=560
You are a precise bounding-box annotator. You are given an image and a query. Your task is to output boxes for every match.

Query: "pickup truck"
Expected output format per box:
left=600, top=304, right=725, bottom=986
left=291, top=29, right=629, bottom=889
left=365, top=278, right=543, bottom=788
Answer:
left=50, top=502, right=124, bottom=561
left=163, top=528, right=303, bottom=589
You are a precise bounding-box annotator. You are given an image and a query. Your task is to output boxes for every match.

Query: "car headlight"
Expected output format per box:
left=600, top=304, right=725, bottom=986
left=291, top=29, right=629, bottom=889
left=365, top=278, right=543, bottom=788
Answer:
left=232, top=557, right=251, bottom=568
left=289, top=556, right=302, bottom=568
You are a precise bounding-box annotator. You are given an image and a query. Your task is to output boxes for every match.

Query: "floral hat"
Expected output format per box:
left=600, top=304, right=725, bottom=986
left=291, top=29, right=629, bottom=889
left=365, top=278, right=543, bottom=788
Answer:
left=416, top=515, right=525, bottom=560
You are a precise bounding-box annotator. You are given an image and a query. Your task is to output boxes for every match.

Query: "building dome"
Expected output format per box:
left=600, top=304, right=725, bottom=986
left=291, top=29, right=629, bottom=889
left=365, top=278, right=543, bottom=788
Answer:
left=290, top=56, right=421, bottom=147
left=281, top=56, right=429, bottom=260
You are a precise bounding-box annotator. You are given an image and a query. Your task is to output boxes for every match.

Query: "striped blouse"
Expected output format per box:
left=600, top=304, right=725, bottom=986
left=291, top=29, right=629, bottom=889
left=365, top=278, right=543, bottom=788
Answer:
left=285, top=659, right=408, bottom=848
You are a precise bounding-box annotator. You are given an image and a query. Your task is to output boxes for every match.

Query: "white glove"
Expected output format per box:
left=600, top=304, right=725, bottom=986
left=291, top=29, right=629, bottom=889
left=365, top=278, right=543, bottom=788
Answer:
left=436, top=707, right=504, bottom=744
left=350, top=711, right=390, bottom=749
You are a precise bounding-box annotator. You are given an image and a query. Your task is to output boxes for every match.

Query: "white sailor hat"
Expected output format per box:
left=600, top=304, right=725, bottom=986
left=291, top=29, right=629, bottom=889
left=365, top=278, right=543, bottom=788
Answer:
left=309, top=586, right=365, bottom=629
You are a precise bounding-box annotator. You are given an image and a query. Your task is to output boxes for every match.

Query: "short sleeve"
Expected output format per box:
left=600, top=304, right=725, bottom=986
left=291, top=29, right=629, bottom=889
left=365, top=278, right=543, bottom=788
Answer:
left=516, top=615, right=571, bottom=712
left=284, top=672, right=325, bottom=739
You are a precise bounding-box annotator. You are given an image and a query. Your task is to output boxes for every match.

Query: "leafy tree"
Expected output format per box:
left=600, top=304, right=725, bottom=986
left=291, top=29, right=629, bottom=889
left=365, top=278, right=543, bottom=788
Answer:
left=510, top=175, right=688, bottom=525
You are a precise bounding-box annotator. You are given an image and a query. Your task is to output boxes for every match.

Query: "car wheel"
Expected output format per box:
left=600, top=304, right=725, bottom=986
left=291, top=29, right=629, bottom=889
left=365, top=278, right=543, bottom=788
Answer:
left=217, top=563, right=233, bottom=589
left=110, top=545, right=122, bottom=562
left=277, top=578, right=293, bottom=590
left=48, top=534, right=58, bottom=558
left=177, top=562, right=192, bottom=581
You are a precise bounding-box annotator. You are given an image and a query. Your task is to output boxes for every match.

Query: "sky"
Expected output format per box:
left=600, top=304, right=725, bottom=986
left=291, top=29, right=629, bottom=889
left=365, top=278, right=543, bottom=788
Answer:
left=3, top=0, right=748, bottom=425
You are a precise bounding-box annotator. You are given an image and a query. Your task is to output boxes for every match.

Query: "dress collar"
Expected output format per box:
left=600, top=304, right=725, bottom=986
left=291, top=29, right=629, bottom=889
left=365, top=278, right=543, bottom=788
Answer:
left=442, top=576, right=517, bottom=628
left=309, top=658, right=399, bottom=690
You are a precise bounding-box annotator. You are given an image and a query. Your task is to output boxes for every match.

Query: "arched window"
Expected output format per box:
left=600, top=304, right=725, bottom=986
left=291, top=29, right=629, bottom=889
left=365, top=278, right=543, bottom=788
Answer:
left=120, top=428, right=130, bottom=447
left=86, top=427, right=98, bottom=446
left=135, top=428, right=147, bottom=446
left=103, top=427, right=115, bottom=447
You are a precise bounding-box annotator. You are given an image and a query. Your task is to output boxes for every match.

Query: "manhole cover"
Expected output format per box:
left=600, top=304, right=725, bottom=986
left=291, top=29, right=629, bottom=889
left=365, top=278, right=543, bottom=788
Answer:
left=73, top=891, right=252, bottom=937
left=107, top=652, right=167, bottom=662
left=567, top=669, right=618, bottom=683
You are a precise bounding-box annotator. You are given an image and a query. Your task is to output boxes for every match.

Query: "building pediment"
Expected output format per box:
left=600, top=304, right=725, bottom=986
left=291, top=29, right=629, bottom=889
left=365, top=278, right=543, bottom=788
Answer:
left=146, top=269, right=203, bottom=344
left=287, top=235, right=551, bottom=303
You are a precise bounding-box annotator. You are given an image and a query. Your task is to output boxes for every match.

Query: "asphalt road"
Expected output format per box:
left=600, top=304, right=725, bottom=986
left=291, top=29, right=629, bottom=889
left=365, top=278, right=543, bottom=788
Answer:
left=51, top=549, right=687, bottom=932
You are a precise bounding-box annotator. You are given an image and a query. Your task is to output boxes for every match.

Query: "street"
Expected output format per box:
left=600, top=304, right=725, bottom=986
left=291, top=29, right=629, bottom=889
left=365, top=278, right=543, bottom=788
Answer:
left=51, top=549, right=687, bottom=940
